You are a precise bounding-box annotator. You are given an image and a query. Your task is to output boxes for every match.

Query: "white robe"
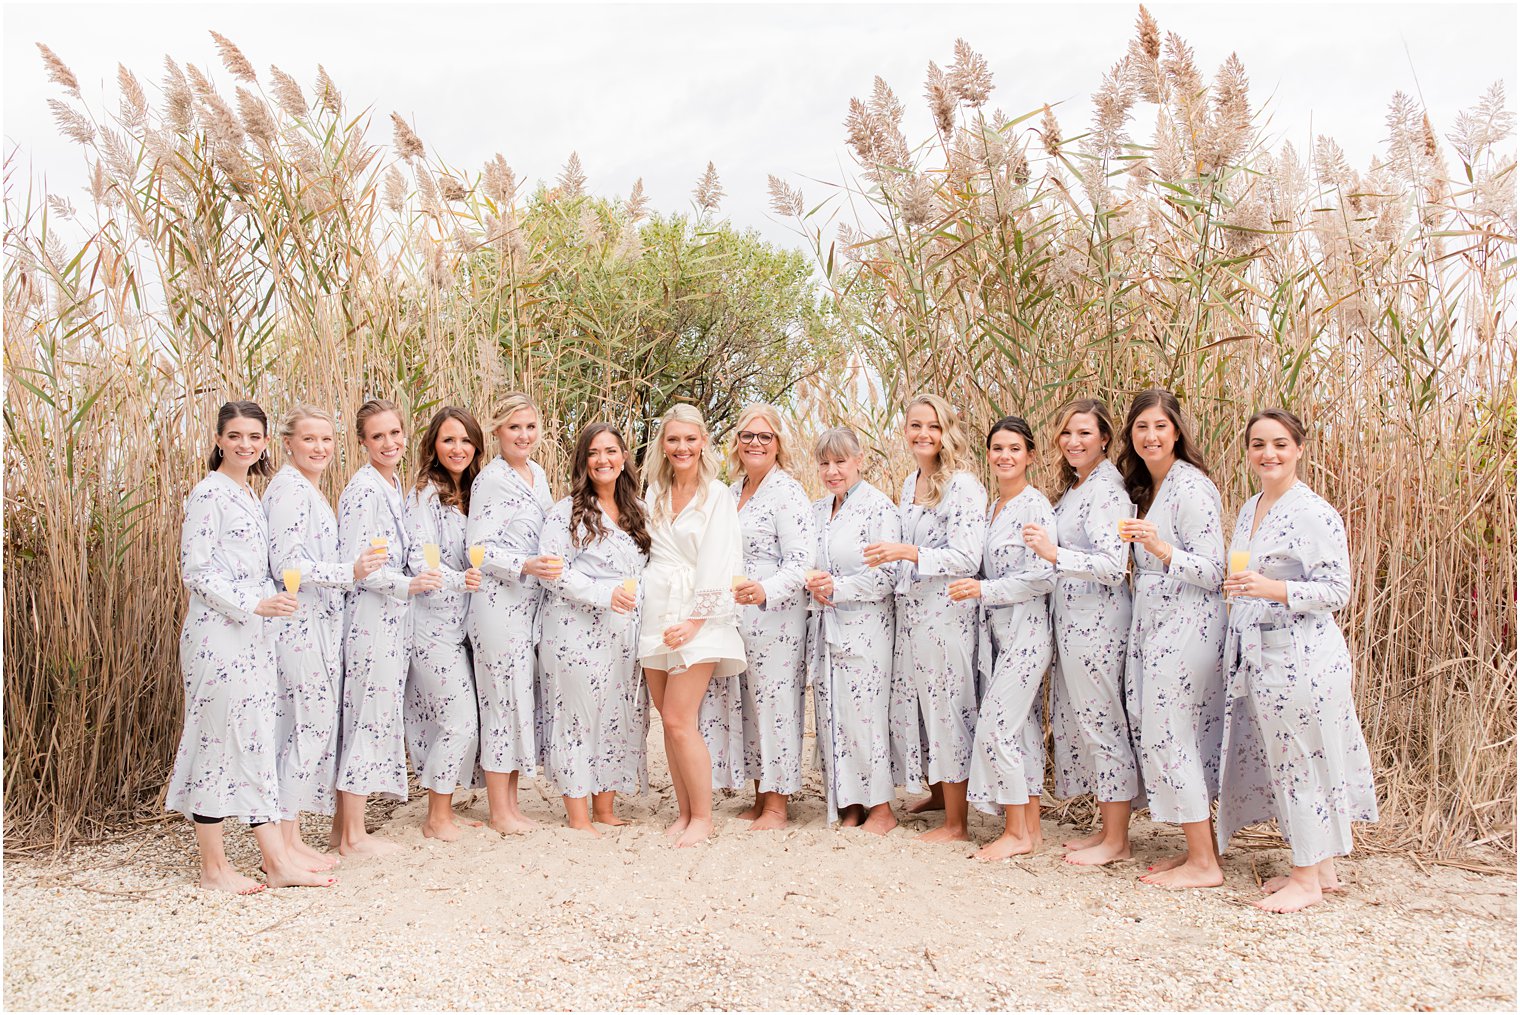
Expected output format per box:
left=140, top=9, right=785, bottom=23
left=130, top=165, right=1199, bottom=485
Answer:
left=967, top=486, right=1056, bottom=814
left=1124, top=460, right=1227, bottom=824
left=404, top=482, right=484, bottom=793
left=888, top=469, right=987, bottom=790
left=335, top=463, right=413, bottom=800
left=466, top=457, right=553, bottom=776
left=637, top=477, right=747, bottom=788
left=732, top=468, right=815, bottom=796
left=1216, top=481, right=1378, bottom=866
left=806, top=482, right=899, bottom=823
left=1049, top=458, right=1139, bottom=803
left=165, top=472, right=281, bottom=823
left=538, top=497, right=650, bottom=798
left=263, top=465, right=353, bottom=819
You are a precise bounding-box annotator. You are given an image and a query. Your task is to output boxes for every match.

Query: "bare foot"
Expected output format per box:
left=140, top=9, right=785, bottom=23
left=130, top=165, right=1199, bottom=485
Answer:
left=566, top=820, right=603, bottom=839
left=748, top=808, right=788, bottom=832
left=863, top=807, right=898, bottom=836
left=907, top=792, right=945, bottom=814
left=1140, top=859, right=1224, bottom=888
left=1262, top=872, right=1341, bottom=894
left=663, top=816, right=690, bottom=839
left=975, top=833, right=1035, bottom=860
left=591, top=811, right=627, bottom=827
left=1064, top=840, right=1132, bottom=866
left=487, top=814, right=536, bottom=836
left=736, top=800, right=764, bottom=821
left=674, top=818, right=713, bottom=849
left=338, top=834, right=401, bottom=859
left=289, top=838, right=340, bottom=872
left=200, top=868, right=265, bottom=894
left=838, top=806, right=865, bottom=828
left=422, top=818, right=465, bottom=842
left=1063, top=829, right=1104, bottom=850
left=1255, top=878, right=1323, bottom=912
left=916, top=824, right=971, bottom=843
left=1146, top=852, right=1187, bottom=873
left=264, top=862, right=338, bottom=889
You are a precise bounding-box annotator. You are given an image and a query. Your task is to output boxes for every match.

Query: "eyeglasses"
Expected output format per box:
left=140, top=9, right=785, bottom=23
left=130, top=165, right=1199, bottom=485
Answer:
left=737, top=431, right=777, bottom=447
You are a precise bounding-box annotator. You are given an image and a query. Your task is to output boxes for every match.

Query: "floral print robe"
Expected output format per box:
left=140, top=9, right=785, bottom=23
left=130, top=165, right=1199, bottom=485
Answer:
left=1124, top=460, right=1227, bottom=824
left=404, top=481, right=484, bottom=793
left=263, top=465, right=353, bottom=819
left=335, top=463, right=414, bottom=800
left=166, top=471, right=281, bottom=823
left=967, top=486, right=1057, bottom=813
left=538, top=497, right=650, bottom=798
left=1216, top=481, right=1378, bottom=866
left=805, top=482, right=899, bottom=823
left=888, top=469, right=987, bottom=790
left=732, top=468, right=816, bottom=796
left=1049, top=458, right=1139, bottom=803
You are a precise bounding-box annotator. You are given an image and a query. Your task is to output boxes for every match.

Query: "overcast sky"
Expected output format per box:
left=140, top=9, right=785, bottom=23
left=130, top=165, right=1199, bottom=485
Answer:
left=4, top=0, right=1515, bottom=250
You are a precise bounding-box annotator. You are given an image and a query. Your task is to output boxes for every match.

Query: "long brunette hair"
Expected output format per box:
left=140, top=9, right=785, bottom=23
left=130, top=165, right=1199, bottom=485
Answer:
left=1050, top=397, right=1116, bottom=496
left=1119, top=388, right=1211, bottom=514
left=569, top=423, right=651, bottom=554
left=206, top=400, right=273, bottom=477
left=413, top=407, right=485, bottom=514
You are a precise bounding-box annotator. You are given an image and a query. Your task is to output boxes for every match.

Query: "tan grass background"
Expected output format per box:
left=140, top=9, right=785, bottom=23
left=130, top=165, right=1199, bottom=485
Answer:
left=4, top=12, right=1514, bottom=856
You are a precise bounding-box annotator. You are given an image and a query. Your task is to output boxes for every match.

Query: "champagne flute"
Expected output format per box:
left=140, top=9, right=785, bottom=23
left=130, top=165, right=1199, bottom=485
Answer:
left=1227, top=549, right=1250, bottom=598
left=805, top=569, right=827, bottom=611
left=423, top=542, right=442, bottom=571
left=468, top=544, right=485, bottom=569
left=543, top=555, right=564, bottom=580
left=621, top=577, right=637, bottom=598
left=282, top=568, right=301, bottom=594
left=370, top=536, right=389, bottom=560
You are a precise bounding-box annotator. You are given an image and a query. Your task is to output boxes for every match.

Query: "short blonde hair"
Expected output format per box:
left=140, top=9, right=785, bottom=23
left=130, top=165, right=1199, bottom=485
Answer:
left=813, top=426, right=864, bottom=462
left=646, top=404, right=720, bottom=522
left=725, top=402, right=796, bottom=476
left=904, top=393, right=970, bottom=509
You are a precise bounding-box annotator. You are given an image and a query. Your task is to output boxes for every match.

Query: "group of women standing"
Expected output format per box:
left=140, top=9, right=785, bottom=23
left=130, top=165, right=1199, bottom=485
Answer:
left=168, top=388, right=1377, bottom=913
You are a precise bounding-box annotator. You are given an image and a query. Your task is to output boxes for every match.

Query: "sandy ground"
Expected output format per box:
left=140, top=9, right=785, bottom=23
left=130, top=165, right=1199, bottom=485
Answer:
left=4, top=718, right=1515, bottom=1012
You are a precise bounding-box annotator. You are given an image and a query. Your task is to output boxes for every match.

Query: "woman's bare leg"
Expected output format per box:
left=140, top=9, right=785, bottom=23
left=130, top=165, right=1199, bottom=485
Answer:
left=484, top=770, right=536, bottom=835
left=193, top=820, right=263, bottom=894
left=591, top=792, right=626, bottom=826
left=255, top=822, right=337, bottom=888
left=279, top=817, right=338, bottom=870
left=335, top=790, right=400, bottom=858
left=658, top=664, right=718, bottom=848
left=563, top=795, right=601, bottom=838
left=1064, top=800, right=1132, bottom=865
left=917, top=781, right=970, bottom=842
left=646, top=668, right=691, bottom=838
left=1140, top=819, right=1223, bottom=888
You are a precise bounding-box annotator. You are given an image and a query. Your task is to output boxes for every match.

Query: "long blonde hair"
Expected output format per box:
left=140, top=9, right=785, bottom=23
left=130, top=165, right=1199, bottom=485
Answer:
left=904, top=393, right=970, bottom=509
left=486, top=391, right=540, bottom=455
left=646, top=404, right=720, bottom=522
left=725, top=402, right=796, bottom=478
left=1049, top=397, right=1116, bottom=496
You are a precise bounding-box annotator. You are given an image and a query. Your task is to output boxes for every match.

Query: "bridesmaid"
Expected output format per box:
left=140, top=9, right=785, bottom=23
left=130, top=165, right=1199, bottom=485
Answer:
left=804, top=427, right=899, bottom=835
left=334, top=398, right=442, bottom=858
left=729, top=403, right=816, bottom=831
left=404, top=407, right=486, bottom=841
left=538, top=423, right=653, bottom=835
left=1117, top=389, right=1228, bottom=889
left=864, top=393, right=986, bottom=843
left=1022, top=397, right=1138, bottom=866
left=264, top=404, right=383, bottom=870
left=638, top=404, right=747, bottom=849
left=167, top=400, right=333, bottom=892
left=952, top=415, right=1056, bottom=860
left=1219, top=408, right=1378, bottom=913
left=466, top=392, right=560, bottom=835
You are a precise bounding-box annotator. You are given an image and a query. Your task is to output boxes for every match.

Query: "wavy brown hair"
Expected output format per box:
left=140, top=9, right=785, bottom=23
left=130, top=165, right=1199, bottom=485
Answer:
left=1050, top=397, right=1117, bottom=496
left=413, top=407, right=485, bottom=514
left=569, top=423, right=651, bottom=554
left=1119, top=389, right=1212, bottom=514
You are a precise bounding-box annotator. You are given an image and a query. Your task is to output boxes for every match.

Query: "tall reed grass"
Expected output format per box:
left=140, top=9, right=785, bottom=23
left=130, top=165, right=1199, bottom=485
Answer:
left=3, top=38, right=825, bottom=846
left=773, top=10, right=1516, bottom=856
left=4, top=14, right=1513, bottom=857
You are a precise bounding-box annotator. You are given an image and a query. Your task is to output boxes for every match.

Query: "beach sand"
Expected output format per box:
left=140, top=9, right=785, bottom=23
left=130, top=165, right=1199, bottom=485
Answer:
left=4, top=715, right=1515, bottom=1011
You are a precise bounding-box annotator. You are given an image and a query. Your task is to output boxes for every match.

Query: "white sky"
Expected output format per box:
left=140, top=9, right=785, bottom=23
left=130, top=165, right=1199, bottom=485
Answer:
left=4, top=0, right=1516, bottom=250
